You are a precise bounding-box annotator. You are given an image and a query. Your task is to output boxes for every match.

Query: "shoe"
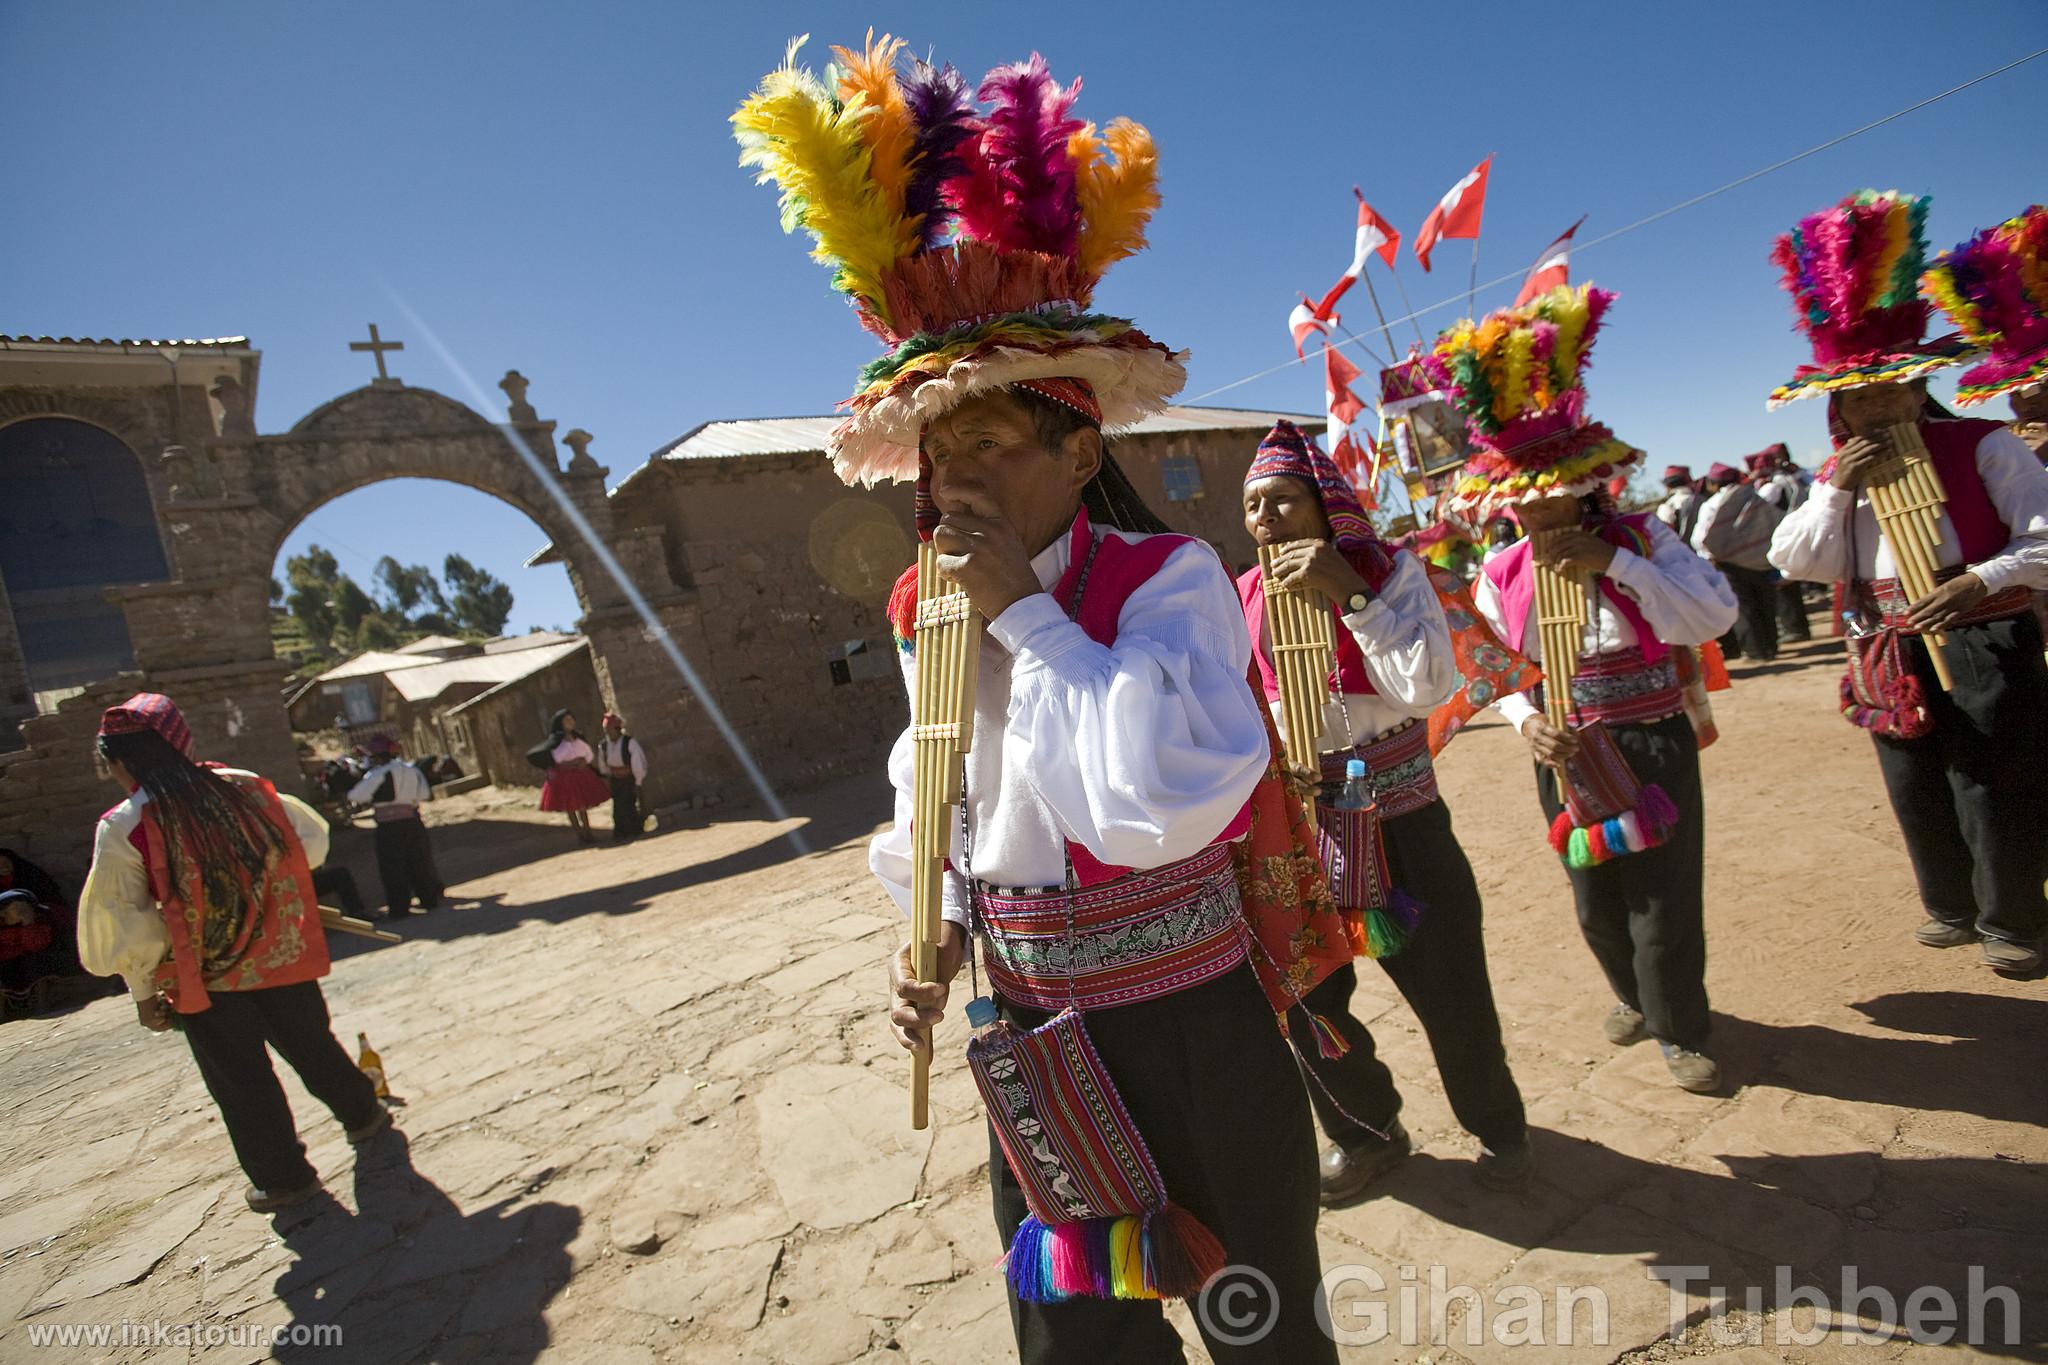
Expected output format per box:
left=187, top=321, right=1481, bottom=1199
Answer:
left=387, top=907, right=414, bottom=919
left=1915, top=918, right=1977, bottom=948
left=1981, top=938, right=2043, bottom=975
left=1318, top=1121, right=1411, bottom=1207
left=245, top=1180, right=323, bottom=1213
left=1602, top=1003, right=1648, bottom=1046
left=346, top=1106, right=392, bottom=1145
left=1660, top=1044, right=1720, bottom=1094
left=1473, top=1140, right=1532, bottom=1193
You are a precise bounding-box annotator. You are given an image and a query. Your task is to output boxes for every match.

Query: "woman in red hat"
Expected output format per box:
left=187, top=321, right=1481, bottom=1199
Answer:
left=78, top=692, right=388, bottom=1213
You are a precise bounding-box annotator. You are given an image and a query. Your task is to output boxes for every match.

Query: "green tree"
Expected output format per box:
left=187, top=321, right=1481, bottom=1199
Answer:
left=355, top=612, right=402, bottom=651
left=269, top=576, right=285, bottom=607
left=374, top=556, right=448, bottom=619
left=443, top=554, right=514, bottom=636
left=284, top=545, right=340, bottom=651
left=332, top=576, right=378, bottom=637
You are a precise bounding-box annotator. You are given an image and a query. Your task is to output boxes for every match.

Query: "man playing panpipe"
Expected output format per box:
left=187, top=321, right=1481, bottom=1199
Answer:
left=78, top=693, right=389, bottom=1213
left=735, top=39, right=1336, bottom=1364
left=1432, top=285, right=1738, bottom=1094
left=1770, top=192, right=2048, bottom=975
left=1237, top=419, right=1531, bottom=1202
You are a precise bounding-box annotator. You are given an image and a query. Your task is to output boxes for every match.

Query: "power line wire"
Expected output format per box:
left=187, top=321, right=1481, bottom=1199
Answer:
left=1186, top=45, right=2047, bottom=404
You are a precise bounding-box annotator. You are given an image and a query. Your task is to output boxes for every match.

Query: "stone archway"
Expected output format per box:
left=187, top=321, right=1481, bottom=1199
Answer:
left=0, top=365, right=675, bottom=883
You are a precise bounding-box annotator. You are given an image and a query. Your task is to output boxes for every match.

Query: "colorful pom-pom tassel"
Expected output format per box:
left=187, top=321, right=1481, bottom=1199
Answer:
left=1007, top=1215, right=1051, bottom=1302
left=1308, top=1011, right=1351, bottom=1060
left=1143, top=1202, right=1227, bottom=1300
left=1548, top=808, right=1575, bottom=854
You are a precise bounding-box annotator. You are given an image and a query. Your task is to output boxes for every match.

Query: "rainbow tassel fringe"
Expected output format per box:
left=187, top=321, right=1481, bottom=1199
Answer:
left=1547, top=783, right=1679, bottom=868
left=1307, top=1012, right=1351, bottom=1060
left=1361, top=889, right=1423, bottom=959
left=1005, top=1203, right=1226, bottom=1303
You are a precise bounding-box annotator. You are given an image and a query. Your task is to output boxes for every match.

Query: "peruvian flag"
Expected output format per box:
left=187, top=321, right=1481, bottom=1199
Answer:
left=1413, top=157, right=1493, bottom=272
left=1514, top=216, right=1585, bottom=305
left=1288, top=192, right=1403, bottom=357
left=1325, top=346, right=1366, bottom=427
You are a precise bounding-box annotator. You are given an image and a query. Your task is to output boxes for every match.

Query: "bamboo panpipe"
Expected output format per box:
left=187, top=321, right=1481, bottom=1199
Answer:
left=319, top=906, right=403, bottom=943
left=1531, top=531, right=1592, bottom=730
left=907, top=541, right=980, bottom=1131
left=1258, top=543, right=1338, bottom=781
left=1869, top=424, right=1956, bottom=690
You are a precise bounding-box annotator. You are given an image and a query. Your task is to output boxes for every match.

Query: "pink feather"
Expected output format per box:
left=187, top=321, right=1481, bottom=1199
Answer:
left=950, top=54, right=1084, bottom=258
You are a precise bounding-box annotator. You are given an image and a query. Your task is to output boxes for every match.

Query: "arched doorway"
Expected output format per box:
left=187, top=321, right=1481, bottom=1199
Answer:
left=0, top=416, right=170, bottom=699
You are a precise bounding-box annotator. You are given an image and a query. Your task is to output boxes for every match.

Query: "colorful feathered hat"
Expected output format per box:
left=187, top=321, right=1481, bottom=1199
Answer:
left=1420, top=283, right=1641, bottom=523
left=1922, top=205, right=2048, bottom=408
left=1765, top=190, right=1974, bottom=408
left=733, top=35, right=1182, bottom=486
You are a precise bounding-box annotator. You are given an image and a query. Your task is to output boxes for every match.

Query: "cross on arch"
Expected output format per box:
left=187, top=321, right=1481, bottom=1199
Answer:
left=349, top=323, right=404, bottom=382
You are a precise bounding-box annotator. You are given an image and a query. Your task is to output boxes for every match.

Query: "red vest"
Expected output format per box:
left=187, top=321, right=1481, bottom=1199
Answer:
left=122, top=771, right=330, bottom=1012
left=1919, top=416, right=2013, bottom=565
left=1480, top=513, right=1670, bottom=667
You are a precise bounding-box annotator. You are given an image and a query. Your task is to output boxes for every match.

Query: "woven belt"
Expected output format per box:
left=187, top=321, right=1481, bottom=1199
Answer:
left=1533, top=648, right=1684, bottom=728
left=1317, top=720, right=1438, bottom=819
left=971, top=843, right=1247, bottom=1013
left=1861, top=575, right=2033, bottom=633
left=371, top=804, right=421, bottom=824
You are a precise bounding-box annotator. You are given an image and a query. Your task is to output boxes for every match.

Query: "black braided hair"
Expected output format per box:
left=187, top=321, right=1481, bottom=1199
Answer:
left=97, top=729, right=286, bottom=972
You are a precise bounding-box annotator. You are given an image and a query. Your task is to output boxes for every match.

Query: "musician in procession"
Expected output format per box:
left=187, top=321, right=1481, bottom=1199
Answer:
left=1747, top=445, right=1816, bottom=642
left=1238, top=420, right=1530, bottom=1202
left=738, top=41, right=1337, bottom=1362
left=1427, top=285, right=1738, bottom=1093
left=1768, top=193, right=2048, bottom=975
left=1691, top=461, right=1785, bottom=662
left=77, top=694, right=389, bottom=1213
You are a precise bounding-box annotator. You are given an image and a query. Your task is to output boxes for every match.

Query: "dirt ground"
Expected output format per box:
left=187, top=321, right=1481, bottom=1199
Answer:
left=0, top=632, right=2041, bottom=1364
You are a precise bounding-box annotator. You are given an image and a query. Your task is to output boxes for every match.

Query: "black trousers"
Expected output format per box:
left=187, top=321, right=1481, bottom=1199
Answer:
left=1872, top=614, right=2048, bottom=944
left=1717, top=562, right=1780, bottom=662
left=1535, top=712, right=1711, bottom=1050
left=1777, top=580, right=1812, bottom=642
left=179, top=980, right=381, bottom=1192
left=310, top=866, right=365, bottom=919
left=608, top=775, right=643, bottom=842
left=373, top=816, right=443, bottom=915
left=989, top=966, right=1335, bottom=1365
left=1292, top=798, right=1526, bottom=1153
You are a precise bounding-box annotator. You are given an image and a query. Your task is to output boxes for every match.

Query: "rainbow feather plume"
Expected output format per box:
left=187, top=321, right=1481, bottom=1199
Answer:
left=953, top=54, right=1085, bottom=258
left=733, top=37, right=918, bottom=331
left=1072, top=118, right=1159, bottom=288
left=1923, top=205, right=2048, bottom=404
left=832, top=31, right=914, bottom=221
left=899, top=58, right=977, bottom=251
left=1770, top=191, right=1935, bottom=368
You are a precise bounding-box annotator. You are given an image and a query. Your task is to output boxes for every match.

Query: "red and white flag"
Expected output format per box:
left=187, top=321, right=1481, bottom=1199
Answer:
left=1514, top=216, right=1585, bottom=305
left=1326, top=346, right=1366, bottom=428
left=1413, top=156, right=1493, bottom=273
left=1288, top=192, right=1403, bottom=357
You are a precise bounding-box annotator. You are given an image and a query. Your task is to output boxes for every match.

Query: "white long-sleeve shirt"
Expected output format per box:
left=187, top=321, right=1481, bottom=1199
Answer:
left=78, top=771, right=330, bottom=1001
left=347, top=758, right=430, bottom=808
left=1768, top=425, right=2048, bottom=594
left=1655, top=486, right=1699, bottom=531
left=1473, top=516, right=1738, bottom=735
left=1755, top=470, right=1809, bottom=512
left=1254, top=549, right=1459, bottom=750
left=870, top=526, right=1269, bottom=928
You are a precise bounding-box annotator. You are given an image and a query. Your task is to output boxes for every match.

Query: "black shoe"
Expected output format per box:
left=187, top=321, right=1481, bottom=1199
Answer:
left=386, top=907, right=414, bottom=919
left=1318, top=1121, right=1411, bottom=1207
left=1915, top=917, right=1977, bottom=948
left=1473, top=1140, right=1533, bottom=1193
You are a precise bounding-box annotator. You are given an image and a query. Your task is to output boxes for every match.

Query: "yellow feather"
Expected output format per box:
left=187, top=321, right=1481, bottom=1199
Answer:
left=1075, top=118, right=1160, bottom=285
left=832, top=30, right=913, bottom=220
left=733, top=40, right=915, bottom=324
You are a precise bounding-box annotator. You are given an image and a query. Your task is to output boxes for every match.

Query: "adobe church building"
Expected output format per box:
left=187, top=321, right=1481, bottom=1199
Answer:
left=0, top=330, right=1314, bottom=883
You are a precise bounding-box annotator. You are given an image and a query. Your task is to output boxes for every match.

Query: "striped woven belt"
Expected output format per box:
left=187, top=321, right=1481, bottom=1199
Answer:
left=971, top=842, right=1247, bottom=1013
left=371, top=804, right=421, bottom=824
left=1317, top=720, right=1438, bottom=819
left=1533, top=648, right=1684, bottom=728
left=1862, top=575, right=2033, bottom=633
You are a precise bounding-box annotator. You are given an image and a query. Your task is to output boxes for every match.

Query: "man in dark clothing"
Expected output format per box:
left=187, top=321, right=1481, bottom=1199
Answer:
left=346, top=736, right=444, bottom=918
left=598, top=713, right=651, bottom=844
left=1692, top=463, right=1784, bottom=662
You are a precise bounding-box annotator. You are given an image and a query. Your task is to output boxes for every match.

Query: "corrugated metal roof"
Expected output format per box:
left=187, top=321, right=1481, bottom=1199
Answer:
left=392, top=634, right=471, bottom=655
left=0, top=335, right=253, bottom=351
left=386, top=639, right=587, bottom=704
left=648, top=405, right=1325, bottom=464
left=304, top=650, right=429, bottom=685
left=439, top=641, right=591, bottom=714
left=482, top=629, right=581, bottom=654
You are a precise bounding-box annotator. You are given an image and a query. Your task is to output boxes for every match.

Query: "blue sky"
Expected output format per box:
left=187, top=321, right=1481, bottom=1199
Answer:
left=6, top=2, right=2040, bottom=632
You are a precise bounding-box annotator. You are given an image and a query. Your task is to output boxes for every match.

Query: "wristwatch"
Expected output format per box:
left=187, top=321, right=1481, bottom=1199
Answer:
left=1344, top=589, right=1373, bottom=614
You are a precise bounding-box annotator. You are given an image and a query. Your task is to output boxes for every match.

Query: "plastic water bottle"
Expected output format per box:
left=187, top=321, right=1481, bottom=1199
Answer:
left=1331, top=758, right=1374, bottom=811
